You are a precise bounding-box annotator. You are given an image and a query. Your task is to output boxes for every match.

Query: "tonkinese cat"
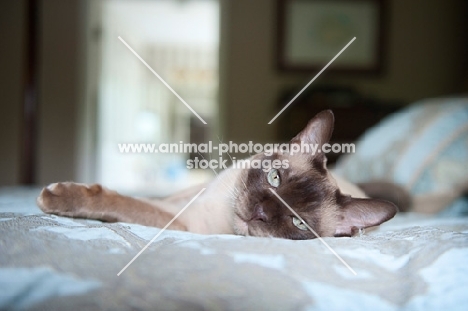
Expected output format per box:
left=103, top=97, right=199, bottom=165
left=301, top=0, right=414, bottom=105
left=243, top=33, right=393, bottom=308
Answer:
left=37, top=110, right=398, bottom=239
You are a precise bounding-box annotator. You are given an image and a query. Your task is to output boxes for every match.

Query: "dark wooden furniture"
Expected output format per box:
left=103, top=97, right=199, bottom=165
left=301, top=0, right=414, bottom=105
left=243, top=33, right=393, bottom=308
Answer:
left=275, top=85, right=404, bottom=164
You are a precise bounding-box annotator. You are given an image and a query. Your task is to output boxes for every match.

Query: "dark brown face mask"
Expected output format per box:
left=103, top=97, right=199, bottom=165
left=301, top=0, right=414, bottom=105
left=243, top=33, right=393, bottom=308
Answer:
left=233, top=110, right=398, bottom=239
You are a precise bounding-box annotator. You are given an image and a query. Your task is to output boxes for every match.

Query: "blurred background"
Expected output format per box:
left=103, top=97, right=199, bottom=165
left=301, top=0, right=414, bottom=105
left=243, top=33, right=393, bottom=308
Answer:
left=1, top=0, right=467, bottom=195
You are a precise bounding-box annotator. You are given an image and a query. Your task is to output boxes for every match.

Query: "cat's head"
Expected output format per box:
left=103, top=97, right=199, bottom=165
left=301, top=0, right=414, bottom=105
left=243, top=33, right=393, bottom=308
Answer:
left=232, top=110, right=397, bottom=239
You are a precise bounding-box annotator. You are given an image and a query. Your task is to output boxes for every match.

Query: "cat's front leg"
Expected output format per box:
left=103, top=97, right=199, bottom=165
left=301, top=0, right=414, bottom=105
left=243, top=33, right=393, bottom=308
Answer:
left=37, top=182, right=187, bottom=230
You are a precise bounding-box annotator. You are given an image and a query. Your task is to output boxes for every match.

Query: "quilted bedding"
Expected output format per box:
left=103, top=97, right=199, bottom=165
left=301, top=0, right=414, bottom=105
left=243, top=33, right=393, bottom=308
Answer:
left=1, top=187, right=468, bottom=310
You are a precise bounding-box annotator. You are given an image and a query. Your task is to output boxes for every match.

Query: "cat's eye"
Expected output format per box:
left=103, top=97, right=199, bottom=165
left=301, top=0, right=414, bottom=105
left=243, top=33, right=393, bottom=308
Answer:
left=292, top=216, right=308, bottom=231
left=267, top=169, right=280, bottom=187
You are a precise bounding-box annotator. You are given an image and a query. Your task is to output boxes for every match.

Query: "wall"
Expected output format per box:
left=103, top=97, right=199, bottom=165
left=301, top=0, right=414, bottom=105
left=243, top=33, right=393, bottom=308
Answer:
left=0, top=0, right=25, bottom=185
left=220, top=0, right=468, bottom=144
left=0, top=0, right=466, bottom=186
left=0, top=0, right=82, bottom=186
left=37, top=0, right=82, bottom=185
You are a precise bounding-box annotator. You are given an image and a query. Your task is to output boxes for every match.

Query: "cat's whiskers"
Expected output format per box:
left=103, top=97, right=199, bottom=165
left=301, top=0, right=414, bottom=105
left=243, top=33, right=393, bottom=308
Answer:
left=228, top=153, right=248, bottom=192
left=197, top=152, right=239, bottom=199
left=198, top=146, right=241, bottom=205
left=216, top=136, right=248, bottom=192
left=228, top=190, right=241, bottom=209
left=219, top=166, right=244, bottom=200
left=239, top=173, right=248, bottom=192
left=207, top=151, right=241, bottom=198
left=227, top=190, right=241, bottom=210
left=211, top=169, right=240, bottom=205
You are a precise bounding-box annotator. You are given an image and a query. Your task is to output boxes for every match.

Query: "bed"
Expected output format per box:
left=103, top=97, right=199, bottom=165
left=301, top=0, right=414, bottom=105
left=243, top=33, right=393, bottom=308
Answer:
left=1, top=97, right=468, bottom=310
left=1, top=187, right=467, bottom=310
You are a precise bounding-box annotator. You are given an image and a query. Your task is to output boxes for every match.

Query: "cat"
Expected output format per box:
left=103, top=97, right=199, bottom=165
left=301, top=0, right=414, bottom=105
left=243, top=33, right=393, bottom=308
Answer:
left=37, top=110, right=398, bottom=239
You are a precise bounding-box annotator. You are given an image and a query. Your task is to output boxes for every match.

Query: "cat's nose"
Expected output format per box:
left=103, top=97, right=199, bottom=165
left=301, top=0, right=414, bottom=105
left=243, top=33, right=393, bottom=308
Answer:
left=251, top=204, right=268, bottom=222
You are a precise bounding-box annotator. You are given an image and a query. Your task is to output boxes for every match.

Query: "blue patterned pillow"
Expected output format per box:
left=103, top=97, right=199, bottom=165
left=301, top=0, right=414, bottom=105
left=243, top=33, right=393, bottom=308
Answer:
left=334, top=97, right=468, bottom=213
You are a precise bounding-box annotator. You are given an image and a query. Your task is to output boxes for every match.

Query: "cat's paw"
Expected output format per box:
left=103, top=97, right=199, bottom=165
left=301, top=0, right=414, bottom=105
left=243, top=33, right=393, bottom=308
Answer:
left=37, top=182, right=103, bottom=216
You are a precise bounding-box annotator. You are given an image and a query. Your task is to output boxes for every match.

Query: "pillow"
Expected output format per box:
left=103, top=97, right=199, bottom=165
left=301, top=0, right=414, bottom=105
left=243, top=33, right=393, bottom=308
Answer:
left=334, top=97, right=468, bottom=213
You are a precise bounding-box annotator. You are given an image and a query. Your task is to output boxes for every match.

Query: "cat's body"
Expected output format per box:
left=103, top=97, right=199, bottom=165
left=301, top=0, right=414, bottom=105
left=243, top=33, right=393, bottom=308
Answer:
left=38, top=111, right=398, bottom=239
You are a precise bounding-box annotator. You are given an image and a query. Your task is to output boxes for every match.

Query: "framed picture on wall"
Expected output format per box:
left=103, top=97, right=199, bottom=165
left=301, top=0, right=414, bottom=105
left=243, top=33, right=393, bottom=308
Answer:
left=277, top=0, right=385, bottom=74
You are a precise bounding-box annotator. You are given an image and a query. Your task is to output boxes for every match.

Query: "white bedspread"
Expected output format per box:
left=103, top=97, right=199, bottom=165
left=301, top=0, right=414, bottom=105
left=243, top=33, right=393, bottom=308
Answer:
left=1, top=187, right=467, bottom=310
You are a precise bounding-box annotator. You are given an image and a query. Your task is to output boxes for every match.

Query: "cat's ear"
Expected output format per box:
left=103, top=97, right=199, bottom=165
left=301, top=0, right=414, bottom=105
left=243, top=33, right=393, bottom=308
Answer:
left=334, top=197, right=398, bottom=237
left=291, top=110, right=334, bottom=147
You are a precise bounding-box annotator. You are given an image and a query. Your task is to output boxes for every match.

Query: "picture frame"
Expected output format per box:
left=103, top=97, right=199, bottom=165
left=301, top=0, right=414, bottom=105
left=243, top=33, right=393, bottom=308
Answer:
left=277, top=0, right=385, bottom=74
